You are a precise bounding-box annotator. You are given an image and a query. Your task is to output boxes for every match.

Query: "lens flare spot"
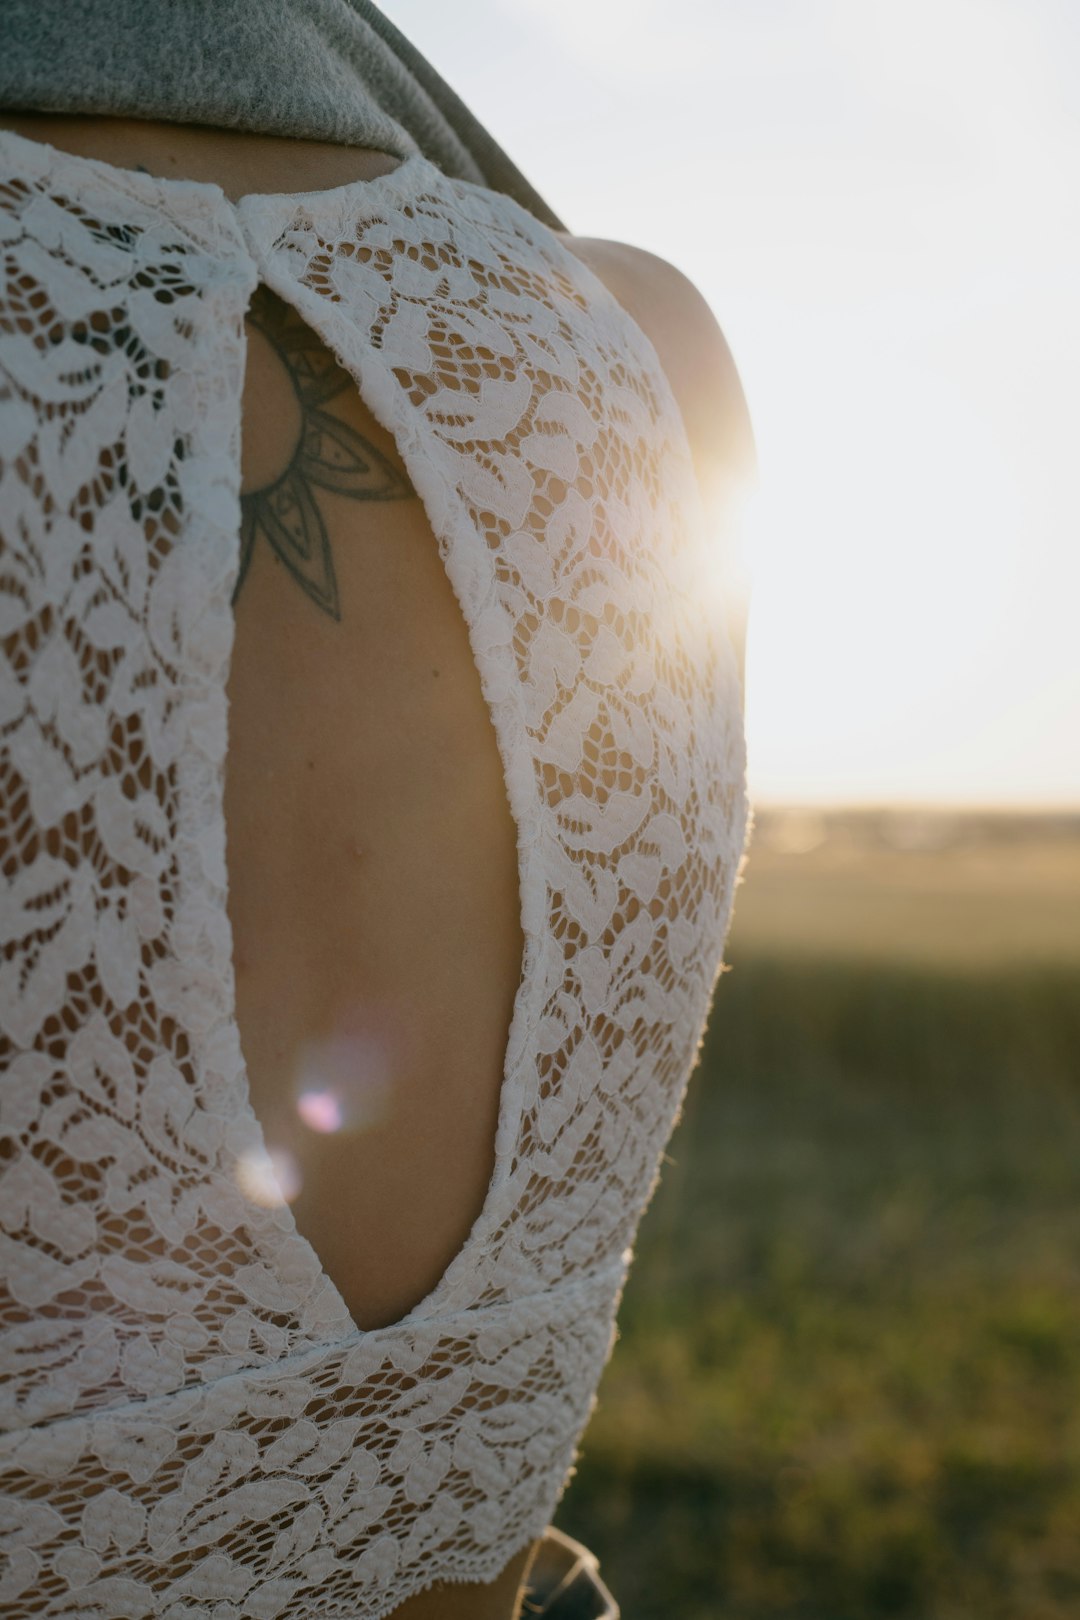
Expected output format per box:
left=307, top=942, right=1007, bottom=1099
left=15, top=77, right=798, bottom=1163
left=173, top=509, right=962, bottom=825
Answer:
left=293, top=1020, right=393, bottom=1134
left=296, top=1088, right=345, bottom=1134
left=236, top=1145, right=302, bottom=1208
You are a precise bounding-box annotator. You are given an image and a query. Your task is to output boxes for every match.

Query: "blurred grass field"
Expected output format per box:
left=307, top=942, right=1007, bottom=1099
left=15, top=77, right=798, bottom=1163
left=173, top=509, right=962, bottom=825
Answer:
left=555, top=808, right=1080, bottom=1620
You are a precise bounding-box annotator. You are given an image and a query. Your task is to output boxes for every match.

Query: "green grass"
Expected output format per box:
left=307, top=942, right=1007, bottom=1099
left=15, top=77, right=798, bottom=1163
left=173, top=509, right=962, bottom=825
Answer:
left=554, top=817, right=1080, bottom=1619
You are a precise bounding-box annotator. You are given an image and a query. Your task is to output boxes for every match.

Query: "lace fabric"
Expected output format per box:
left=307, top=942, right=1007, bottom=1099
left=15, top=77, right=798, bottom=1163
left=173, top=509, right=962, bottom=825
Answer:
left=0, top=129, right=748, bottom=1616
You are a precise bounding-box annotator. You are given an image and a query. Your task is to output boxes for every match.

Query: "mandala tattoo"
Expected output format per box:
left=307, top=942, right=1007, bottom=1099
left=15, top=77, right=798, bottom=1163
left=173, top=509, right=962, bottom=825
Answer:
left=236, top=284, right=418, bottom=619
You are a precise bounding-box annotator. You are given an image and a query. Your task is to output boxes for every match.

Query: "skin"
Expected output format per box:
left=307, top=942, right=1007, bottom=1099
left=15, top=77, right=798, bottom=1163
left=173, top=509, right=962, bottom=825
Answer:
left=0, top=112, right=754, bottom=1620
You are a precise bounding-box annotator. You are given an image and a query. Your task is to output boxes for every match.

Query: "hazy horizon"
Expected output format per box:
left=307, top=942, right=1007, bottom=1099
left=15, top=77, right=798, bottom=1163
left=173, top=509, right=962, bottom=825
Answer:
left=388, top=0, right=1080, bottom=812
left=749, top=795, right=1080, bottom=814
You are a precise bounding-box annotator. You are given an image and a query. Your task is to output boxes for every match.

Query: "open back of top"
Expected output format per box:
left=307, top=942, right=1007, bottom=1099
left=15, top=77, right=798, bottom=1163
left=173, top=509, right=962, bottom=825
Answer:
left=0, top=129, right=747, bottom=1617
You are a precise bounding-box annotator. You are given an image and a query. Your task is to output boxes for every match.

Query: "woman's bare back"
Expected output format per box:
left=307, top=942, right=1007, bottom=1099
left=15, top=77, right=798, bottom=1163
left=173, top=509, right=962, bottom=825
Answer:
left=0, top=112, right=751, bottom=1620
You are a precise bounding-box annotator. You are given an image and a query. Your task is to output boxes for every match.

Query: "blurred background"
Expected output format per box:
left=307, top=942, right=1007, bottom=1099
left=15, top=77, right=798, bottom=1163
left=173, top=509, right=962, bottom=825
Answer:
left=387, top=5, right=1080, bottom=1614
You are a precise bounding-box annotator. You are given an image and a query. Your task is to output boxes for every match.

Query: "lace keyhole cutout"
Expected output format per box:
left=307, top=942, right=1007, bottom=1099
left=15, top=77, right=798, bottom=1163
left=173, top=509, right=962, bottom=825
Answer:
left=224, top=286, right=525, bottom=1331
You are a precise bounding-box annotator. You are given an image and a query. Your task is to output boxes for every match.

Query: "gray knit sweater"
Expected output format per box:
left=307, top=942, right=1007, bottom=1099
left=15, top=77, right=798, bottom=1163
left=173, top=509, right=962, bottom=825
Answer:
left=0, top=0, right=566, bottom=229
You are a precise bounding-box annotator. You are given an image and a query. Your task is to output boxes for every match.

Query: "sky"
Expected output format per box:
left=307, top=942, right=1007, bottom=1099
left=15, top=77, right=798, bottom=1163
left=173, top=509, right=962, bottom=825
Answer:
left=387, top=0, right=1080, bottom=807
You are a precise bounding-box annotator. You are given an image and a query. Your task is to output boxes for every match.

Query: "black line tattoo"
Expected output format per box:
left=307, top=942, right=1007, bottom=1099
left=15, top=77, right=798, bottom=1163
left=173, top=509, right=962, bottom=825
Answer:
left=236, top=284, right=417, bottom=620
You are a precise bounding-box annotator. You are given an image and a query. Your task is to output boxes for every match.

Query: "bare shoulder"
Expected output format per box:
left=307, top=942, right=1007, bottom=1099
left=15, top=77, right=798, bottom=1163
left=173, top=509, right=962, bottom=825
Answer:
left=552, top=233, right=756, bottom=491
left=552, top=233, right=753, bottom=695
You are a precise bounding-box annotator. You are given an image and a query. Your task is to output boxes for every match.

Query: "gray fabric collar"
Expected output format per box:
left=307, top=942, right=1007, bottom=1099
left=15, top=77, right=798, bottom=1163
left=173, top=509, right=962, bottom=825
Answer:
left=0, top=0, right=567, bottom=230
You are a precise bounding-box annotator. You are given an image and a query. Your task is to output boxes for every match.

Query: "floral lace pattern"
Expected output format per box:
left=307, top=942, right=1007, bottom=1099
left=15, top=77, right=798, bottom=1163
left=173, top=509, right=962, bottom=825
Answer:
left=0, top=131, right=747, bottom=1616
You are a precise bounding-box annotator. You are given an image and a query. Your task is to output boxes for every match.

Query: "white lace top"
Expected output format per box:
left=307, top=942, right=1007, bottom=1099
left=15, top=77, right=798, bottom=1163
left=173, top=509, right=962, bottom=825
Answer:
left=0, top=129, right=748, bottom=1617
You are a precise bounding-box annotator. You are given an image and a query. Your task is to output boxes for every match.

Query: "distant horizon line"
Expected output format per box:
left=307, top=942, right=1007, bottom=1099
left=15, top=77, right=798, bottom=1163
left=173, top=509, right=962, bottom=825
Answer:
left=749, top=799, right=1080, bottom=816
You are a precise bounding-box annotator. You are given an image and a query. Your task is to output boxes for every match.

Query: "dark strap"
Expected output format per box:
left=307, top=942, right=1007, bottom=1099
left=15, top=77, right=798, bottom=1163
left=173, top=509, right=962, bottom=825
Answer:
left=522, top=1528, right=620, bottom=1619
